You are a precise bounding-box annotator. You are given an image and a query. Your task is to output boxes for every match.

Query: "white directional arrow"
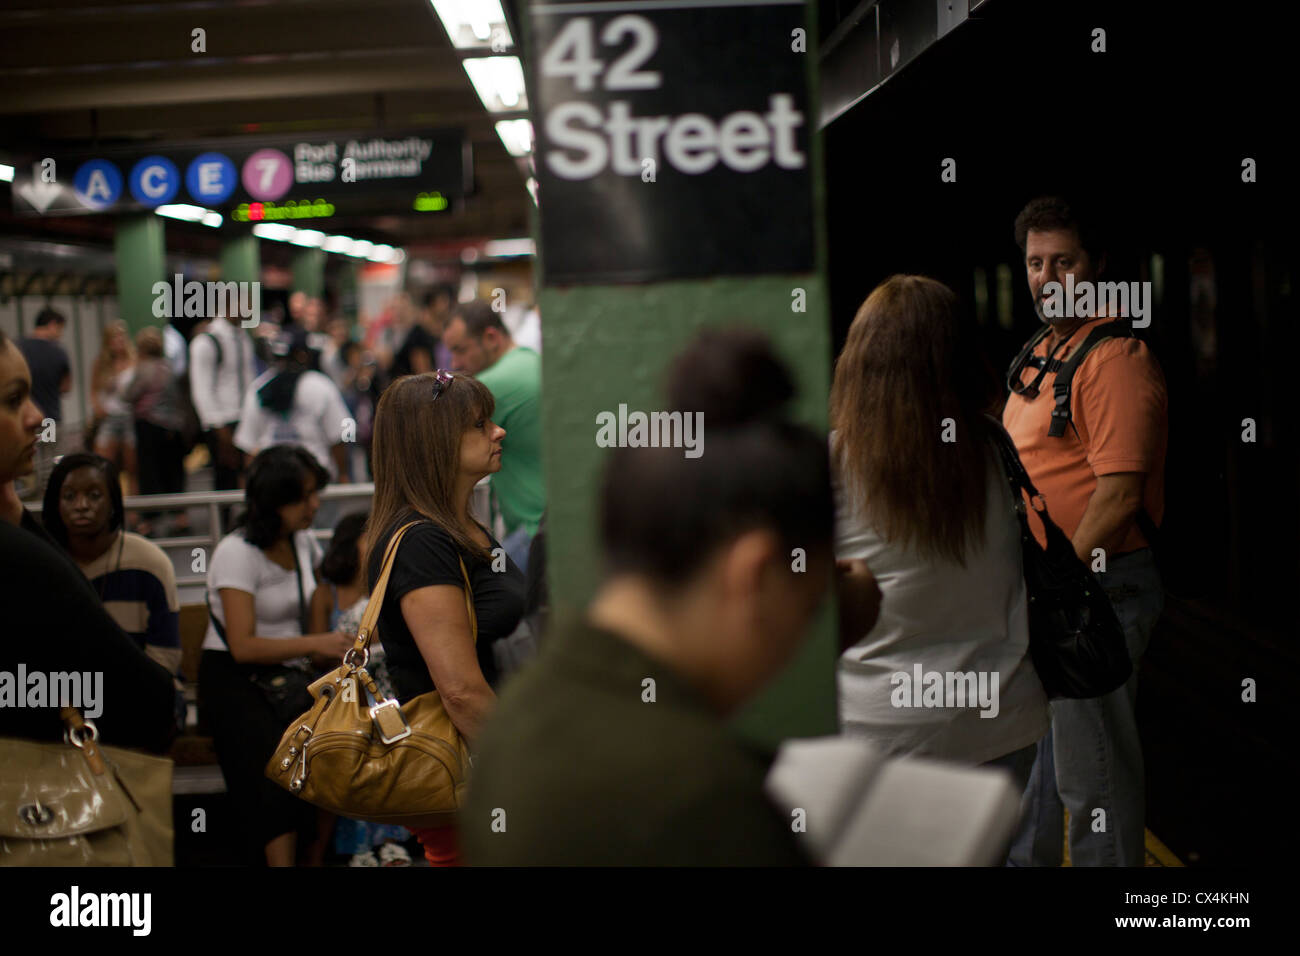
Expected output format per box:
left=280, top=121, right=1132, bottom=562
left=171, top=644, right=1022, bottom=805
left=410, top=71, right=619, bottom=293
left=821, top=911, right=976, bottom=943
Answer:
left=18, top=179, right=61, bottom=213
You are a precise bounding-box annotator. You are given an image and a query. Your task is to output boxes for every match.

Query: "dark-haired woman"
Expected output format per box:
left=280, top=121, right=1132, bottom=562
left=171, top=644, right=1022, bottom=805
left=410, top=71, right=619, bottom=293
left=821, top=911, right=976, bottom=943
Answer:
left=0, top=329, right=175, bottom=755
left=198, top=444, right=353, bottom=866
left=43, top=453, right=182, bottom=682
left=463, top=329, right=833, bottom=866
left=830, top=276, right=1048, bottom=783
left=365, top=370, right=526, bottom=865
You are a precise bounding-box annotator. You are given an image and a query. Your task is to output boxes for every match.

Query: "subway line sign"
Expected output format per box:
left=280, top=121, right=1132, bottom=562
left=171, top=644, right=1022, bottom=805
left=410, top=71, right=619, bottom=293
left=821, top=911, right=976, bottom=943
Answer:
left=531, top=0, right=815, bottom=285
left=11, top=129, right=470, bottom=217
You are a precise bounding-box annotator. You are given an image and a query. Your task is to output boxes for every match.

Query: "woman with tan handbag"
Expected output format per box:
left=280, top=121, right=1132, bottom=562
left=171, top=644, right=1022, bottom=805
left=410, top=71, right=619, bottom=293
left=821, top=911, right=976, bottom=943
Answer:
left=0, top=329, right=177, bottom=865
left=363, top=369, right=526, bottom=865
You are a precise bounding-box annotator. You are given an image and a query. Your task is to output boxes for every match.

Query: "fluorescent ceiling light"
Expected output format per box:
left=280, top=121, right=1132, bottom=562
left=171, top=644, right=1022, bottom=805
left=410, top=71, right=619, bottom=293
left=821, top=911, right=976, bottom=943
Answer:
left=290, top=229, right=326, bottom=247
left=495, top=119, right=533, bottom=157
left=347, top=240, right=375, bottom=259
left=201, top=211, right=222, bottom=228
left=525, top=176, right=539, bottom=207
left=483, top=238, right=534, bottom=258
left=366, top=244, right=395, bottom=262
left=252, top=223, right=297, bottom=241
left=155, top=203, right=209, bottom=222
left=322, top=235, right=355, bottom=254
left=0, top=164, right=14, bottom=183
left=462, top=56, right=526, bottom=112
left=429, top=0, right=512, bottom=49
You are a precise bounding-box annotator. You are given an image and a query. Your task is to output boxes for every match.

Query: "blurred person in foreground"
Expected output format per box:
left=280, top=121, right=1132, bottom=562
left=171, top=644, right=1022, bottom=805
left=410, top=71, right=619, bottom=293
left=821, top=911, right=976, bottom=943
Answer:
left=464, top=329, right=844, bottom=866
left=0, top=328, right=175, bottom=754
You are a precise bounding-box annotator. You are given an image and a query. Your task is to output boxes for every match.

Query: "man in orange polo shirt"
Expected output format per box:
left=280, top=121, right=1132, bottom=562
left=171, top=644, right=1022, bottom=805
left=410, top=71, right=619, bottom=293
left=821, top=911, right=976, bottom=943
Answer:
left=1003, top=196, right=1168, bottom=867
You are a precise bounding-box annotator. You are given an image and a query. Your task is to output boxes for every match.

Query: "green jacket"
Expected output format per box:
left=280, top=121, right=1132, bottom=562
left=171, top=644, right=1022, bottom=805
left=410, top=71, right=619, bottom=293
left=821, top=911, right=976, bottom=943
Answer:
left=463, top=615, right=810, bottom=866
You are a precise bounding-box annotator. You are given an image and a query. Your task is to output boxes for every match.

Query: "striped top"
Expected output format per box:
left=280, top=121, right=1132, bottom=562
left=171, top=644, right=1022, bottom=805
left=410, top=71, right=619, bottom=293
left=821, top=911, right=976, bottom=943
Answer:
left=76, top=531, right=182, bottom=677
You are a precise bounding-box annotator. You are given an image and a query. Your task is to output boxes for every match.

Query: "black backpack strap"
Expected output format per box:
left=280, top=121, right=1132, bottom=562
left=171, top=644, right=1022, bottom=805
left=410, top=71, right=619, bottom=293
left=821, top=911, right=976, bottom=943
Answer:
left=1005, top=323, right=1053, bottom=398
left=1047, top=320, right=1133, bottom=438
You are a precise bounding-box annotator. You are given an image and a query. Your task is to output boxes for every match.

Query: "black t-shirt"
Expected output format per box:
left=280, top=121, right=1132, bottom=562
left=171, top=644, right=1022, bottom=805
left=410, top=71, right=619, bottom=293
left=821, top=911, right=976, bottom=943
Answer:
left=18, top=337, right=70, bottom=422
left=0, top=513, right=176, bottom=753
left=391, top=325, right=439, bottom=379
left=367, top=513, right=525, bottom=700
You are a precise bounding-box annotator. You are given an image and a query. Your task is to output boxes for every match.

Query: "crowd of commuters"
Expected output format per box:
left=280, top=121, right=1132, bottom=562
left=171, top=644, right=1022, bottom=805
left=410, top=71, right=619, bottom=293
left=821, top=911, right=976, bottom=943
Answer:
left=1, top=194, right=1167, bottom=868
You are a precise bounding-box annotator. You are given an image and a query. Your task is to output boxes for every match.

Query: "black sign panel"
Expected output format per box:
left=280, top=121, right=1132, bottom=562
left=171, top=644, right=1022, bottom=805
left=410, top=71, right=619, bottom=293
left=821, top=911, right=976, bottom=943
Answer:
left=11, top=129, right=471, bottom=218
left=531, top=0, right=814, bottom=285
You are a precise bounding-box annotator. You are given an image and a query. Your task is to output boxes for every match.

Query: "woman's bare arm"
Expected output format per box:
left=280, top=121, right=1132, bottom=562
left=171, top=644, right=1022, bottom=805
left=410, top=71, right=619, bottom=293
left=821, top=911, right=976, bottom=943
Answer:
left=218, top=587, right=351, bottom=664
left=399, top=584, right=496, bottom=741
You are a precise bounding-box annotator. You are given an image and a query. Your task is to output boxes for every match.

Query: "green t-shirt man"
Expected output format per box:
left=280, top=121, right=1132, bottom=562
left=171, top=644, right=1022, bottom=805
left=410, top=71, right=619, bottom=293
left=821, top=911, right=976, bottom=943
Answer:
left=477, top=345, right=545, bottom=537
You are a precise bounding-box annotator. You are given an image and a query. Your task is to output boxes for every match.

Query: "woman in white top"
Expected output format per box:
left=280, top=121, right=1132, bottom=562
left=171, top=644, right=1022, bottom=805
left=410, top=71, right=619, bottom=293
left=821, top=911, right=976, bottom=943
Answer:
left=830, top=275, right=1048, bottom=784
left=198, top=444, right=351, bottom=867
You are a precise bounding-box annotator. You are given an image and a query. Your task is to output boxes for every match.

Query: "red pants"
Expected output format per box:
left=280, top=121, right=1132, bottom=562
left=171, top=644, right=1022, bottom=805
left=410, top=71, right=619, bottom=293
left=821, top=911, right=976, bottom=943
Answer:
left=412, top=825, right=460, bottom=866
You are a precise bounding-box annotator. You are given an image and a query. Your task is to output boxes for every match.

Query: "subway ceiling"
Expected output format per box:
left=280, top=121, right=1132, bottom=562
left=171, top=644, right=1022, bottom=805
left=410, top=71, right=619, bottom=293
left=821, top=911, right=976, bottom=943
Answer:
left=0, top=0, right=530, bottom=259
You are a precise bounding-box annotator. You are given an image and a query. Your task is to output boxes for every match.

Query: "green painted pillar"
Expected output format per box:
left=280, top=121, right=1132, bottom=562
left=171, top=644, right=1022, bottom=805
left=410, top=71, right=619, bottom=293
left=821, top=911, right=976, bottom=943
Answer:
left=114, top=214, right=166, bottom=334
left=292, top=247, right=326, bottom=299
left=220, top=231, right=260, bottom=287
left=527, top=2, right=836, bottom=745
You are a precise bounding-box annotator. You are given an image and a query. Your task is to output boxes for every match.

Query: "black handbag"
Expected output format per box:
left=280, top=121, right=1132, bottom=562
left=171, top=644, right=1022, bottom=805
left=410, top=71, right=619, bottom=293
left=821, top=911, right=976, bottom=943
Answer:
left=208, top=535, right=318, bottom=724
left=986, top=418, right=1132, bottom=699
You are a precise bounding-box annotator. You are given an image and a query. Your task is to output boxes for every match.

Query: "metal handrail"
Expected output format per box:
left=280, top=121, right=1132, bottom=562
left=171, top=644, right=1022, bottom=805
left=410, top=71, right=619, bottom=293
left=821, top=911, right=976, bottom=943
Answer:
left=28, top=479, right=492, bottom=590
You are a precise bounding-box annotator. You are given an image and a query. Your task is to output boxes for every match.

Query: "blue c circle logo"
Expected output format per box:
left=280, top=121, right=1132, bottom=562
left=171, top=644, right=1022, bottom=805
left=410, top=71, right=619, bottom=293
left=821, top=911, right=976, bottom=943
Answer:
left=73, top=160, right=123, bottom=210
left=185, top=153, right=236, bottom=204
left=129, top=156, right=180, bottom=206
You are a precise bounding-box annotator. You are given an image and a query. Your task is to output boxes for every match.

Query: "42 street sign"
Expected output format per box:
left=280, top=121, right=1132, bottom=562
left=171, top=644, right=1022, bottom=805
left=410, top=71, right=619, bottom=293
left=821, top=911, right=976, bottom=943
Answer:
left=531, top=0, right=815, bottom=285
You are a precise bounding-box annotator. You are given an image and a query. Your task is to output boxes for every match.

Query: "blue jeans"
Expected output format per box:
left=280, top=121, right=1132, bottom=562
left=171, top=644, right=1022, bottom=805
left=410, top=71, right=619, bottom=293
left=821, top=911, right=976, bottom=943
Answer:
left=1008, top=548, right=1163, bottom=867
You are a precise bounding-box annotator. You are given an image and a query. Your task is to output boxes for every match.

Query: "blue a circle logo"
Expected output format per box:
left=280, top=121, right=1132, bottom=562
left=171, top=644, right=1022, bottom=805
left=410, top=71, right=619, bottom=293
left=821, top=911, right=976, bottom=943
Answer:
left=186, top=153, right=236, bottom=204
left=73, top=160, right=123, bottom=210
left=129, top=156, right=180, bottom=206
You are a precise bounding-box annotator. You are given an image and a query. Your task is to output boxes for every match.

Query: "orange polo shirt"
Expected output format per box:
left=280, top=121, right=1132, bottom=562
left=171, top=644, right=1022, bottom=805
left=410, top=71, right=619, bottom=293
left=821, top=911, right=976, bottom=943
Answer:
left=1003, top=318, right=1168, bottom=553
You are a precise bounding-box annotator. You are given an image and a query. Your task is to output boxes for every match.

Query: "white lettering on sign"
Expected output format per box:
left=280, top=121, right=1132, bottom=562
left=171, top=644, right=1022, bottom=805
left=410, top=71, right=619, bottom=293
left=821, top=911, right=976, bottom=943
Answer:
left=253, top=157, right=279, bottom=192
left=546, top=94, right=803, bottom=180
left=140, top=164, right=169, bottom=198
left=540, top=14, right=805, bottom=181
left=198, top=162, right=224, bottom=193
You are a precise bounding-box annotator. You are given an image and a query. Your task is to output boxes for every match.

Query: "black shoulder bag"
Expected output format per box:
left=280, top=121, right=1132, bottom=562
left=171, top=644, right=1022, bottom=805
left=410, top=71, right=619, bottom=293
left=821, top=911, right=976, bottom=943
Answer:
left=208, top=536, right=316, bottom=724
left=986, top=417, right=1132, bottom=699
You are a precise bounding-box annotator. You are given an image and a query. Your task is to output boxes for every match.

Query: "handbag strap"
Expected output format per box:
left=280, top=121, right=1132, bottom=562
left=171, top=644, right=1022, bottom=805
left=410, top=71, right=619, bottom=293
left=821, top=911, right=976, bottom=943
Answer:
left=348, top=520, right=479, bottom=669
left=59, top=706, right=107, bottom=776
left=985, top=414, right=1043, bottom=503
left=290, top=535, right=309, bottom=636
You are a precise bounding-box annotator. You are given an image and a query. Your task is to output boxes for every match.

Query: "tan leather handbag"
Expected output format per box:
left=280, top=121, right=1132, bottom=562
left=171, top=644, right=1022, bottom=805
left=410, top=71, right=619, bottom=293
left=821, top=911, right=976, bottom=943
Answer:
left=0, top=708, right=174, bottom=866
left=265, top=521, right=473, bottom=829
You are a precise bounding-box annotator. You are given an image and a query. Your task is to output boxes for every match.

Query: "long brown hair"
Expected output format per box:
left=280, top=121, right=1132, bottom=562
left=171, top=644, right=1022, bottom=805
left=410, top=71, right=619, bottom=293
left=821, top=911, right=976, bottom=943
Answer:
left=365, top=371, right=496, bottom=570
left=830, top=275, right=1000, bottom=565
